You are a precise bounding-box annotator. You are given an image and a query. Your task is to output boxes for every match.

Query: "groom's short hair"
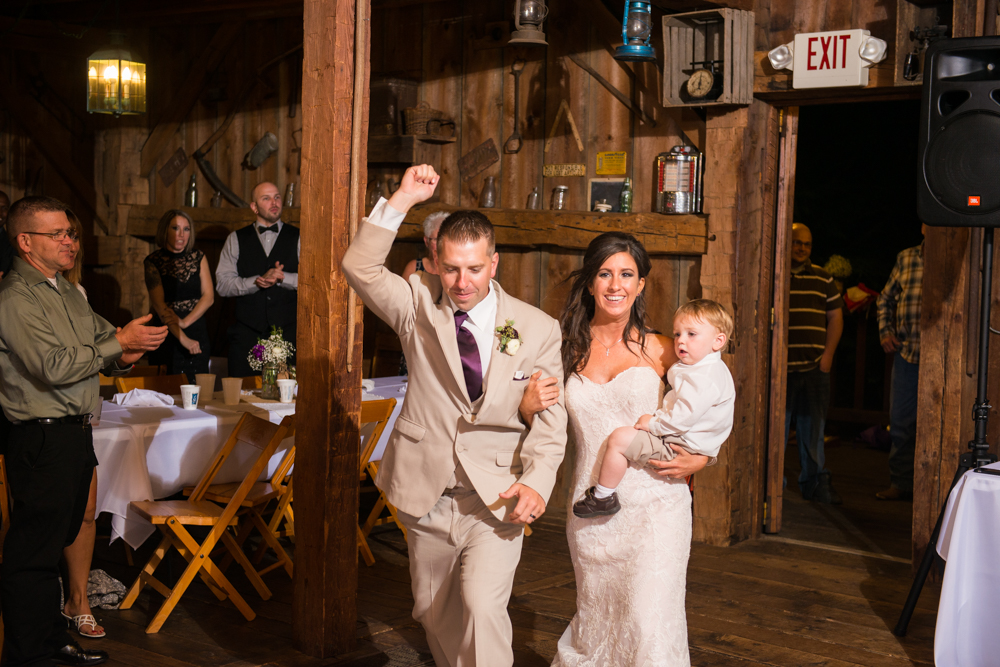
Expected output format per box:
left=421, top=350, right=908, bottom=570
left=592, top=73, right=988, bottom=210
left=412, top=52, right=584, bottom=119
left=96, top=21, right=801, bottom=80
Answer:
left=436, top=210, right=495, bottom=255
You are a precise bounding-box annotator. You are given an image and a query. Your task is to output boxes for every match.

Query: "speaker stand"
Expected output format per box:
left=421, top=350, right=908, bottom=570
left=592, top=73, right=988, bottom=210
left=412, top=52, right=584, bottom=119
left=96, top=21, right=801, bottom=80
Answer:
left=894, top=226, right=999, bottom=637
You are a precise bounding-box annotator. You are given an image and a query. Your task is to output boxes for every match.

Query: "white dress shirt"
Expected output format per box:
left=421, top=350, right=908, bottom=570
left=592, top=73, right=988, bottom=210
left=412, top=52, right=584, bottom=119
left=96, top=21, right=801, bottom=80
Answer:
left=648, top=350, right=735, bottom=458
left=216, top=220, right=301, bottom=297
left=367, top=197, right=495, bottom=379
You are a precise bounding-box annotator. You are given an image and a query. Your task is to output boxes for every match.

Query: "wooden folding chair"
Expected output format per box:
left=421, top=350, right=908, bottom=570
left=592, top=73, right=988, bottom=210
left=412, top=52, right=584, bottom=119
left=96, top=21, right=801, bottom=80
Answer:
left=115, top=373, right=187, bottom=395
left=184, top=439, right=297, bottom=590
left=358, top=399, right=400, bottom=566
left=120, top=413, right=292, bottom=633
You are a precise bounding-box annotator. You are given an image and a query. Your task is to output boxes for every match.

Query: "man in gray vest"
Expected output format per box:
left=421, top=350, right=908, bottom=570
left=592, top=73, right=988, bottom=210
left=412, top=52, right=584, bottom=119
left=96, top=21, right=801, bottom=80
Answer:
left=216, top=182, right=299, bottom=377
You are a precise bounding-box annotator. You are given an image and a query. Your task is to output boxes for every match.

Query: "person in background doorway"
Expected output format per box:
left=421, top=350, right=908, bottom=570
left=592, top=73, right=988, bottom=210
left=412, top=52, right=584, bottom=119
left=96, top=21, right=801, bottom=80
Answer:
left=0, top=190, right=13, bottom=279
left=875, top=226, right=925, bottom=501
left=144, top=210, right=214, bottom=381
left=785, top=223, right=844, bottom=504
left=216, top=183, right=299, bottom=377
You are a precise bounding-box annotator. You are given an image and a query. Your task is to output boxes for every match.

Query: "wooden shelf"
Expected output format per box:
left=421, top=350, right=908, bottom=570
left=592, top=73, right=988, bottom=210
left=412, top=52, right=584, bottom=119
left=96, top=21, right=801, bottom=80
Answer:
left=118, top=202, right=707, bottom=256
left=367, top=134, right=457, bottom=163
left=401, top=204, right=708, bottom=256
left=124, top=204, right=301, bottom=241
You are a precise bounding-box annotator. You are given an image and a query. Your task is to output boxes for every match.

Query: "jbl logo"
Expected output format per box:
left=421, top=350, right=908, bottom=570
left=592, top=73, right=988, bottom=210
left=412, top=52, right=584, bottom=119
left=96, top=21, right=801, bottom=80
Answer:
left=969, top=196, right=982, bottom=206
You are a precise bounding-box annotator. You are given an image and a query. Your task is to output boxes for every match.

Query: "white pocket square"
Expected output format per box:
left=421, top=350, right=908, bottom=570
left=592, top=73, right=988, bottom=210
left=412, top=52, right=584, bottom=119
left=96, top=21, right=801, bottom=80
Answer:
left=513, top=371, right=529, bottom=381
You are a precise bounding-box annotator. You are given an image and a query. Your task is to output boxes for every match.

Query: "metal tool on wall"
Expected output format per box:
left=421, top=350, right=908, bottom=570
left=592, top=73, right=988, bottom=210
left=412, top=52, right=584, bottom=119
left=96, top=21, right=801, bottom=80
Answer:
left=504, top=59, right=526, bottom=154
left=192, top=42, right=303, bottom=207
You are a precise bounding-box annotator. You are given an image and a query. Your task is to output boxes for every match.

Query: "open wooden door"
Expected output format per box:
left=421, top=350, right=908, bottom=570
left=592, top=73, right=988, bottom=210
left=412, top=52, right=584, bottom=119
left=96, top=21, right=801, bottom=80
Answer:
left=764, top=107, right=799, bottom=534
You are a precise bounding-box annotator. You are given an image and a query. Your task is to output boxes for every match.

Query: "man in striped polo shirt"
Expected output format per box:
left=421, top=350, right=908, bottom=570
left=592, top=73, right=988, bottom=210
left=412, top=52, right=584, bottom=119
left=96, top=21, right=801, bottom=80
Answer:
left=785, top=223, right=844, bottom=504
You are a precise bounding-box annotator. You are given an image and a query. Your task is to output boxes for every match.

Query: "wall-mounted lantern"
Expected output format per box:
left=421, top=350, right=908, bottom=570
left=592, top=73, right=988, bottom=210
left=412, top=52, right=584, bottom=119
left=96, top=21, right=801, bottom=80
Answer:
left=614, top=1, right=656, bottom=62
left=509, top=0, right=548, bottom=47
left=87, top=32, right=146, bottom=116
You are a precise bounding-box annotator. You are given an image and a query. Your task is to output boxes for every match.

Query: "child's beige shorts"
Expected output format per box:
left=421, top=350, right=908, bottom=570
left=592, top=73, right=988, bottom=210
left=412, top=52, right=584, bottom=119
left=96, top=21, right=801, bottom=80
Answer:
left=624, top=430, right=682, bottom=465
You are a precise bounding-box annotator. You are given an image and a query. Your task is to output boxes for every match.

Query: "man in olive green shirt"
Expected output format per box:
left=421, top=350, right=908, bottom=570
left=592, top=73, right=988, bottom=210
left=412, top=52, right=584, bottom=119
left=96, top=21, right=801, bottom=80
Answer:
left=0, top=196, right=167, bottom=667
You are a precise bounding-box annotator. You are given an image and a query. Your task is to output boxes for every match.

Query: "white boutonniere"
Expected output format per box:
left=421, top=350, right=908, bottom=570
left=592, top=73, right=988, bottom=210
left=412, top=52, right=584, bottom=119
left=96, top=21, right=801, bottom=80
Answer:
left=495, top=319, right=522, bottom=356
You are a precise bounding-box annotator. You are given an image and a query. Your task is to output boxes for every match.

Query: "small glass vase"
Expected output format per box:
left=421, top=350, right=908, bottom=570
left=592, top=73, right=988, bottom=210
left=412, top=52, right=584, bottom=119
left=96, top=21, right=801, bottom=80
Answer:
left=261, top=362, right=281, bottom=400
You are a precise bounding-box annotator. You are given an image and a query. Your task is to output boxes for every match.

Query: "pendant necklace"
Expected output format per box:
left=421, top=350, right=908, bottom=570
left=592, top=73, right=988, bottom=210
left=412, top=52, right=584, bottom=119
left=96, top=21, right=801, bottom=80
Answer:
left=592, top=330, right=623, bottom=357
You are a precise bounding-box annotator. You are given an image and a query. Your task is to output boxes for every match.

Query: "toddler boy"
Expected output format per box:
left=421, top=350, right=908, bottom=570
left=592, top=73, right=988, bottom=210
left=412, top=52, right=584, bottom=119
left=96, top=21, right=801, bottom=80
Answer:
left=573, top=299, right=735, bottom=518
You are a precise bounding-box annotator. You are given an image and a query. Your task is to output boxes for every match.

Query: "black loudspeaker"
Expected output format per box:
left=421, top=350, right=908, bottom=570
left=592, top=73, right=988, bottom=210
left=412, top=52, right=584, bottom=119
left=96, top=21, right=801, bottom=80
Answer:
left=918, top=37, right=1000, bottom=227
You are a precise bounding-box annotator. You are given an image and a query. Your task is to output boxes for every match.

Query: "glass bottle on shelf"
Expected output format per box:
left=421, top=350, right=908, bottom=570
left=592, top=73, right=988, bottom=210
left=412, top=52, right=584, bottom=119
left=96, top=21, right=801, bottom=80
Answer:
left=185, top=175, right=198, bottom=207
left=551, top=185, right=568, bottom=210
left=525, top=187, right=541, bottom=210
left=619, top=177, right=633, bottom=213
left=479, top=176, right=497, bottom=208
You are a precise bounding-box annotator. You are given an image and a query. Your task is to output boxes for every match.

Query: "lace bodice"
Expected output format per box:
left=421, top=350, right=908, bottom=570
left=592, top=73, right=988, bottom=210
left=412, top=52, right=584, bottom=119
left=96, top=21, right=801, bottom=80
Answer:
left=143, top=248, right=204, bottom=315
left=553, top=365, right=692, bottom=667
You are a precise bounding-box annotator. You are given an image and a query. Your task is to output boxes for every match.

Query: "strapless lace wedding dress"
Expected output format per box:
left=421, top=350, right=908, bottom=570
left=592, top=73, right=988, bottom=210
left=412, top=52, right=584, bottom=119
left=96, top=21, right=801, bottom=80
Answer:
left=552, top=366, right=691, bottom=667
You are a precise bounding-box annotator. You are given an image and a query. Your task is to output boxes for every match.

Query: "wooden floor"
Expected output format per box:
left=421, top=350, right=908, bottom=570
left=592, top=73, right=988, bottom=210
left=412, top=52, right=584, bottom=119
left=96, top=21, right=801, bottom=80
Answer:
left=85, top=481, right=939, bottom=667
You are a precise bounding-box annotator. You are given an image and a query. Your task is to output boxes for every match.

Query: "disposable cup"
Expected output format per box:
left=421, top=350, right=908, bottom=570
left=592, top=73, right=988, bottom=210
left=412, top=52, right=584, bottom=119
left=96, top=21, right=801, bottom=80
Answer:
left=91, top=397, right=104, bottom=426
left=195, top=373, right=216, bottom=401
left=277, top=379, right=296, bottom=403
left=222, top=378, right=243, bottom=405
left=180, top=384, right=200, bottom=410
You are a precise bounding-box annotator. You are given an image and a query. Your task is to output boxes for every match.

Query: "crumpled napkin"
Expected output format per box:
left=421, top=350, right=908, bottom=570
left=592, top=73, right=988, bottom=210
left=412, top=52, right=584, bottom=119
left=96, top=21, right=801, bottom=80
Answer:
left=112, top=388, right=175, bottom=407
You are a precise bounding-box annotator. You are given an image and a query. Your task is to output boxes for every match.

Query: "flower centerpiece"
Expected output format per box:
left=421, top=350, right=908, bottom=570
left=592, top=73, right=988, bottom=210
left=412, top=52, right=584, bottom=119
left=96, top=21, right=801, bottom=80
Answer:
left=248, top=326, right=295, bottom=399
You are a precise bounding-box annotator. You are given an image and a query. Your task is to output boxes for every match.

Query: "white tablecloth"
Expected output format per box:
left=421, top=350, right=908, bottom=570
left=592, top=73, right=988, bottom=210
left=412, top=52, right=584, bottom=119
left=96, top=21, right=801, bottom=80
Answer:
left=94, top=396, right=295, bottom=549
left=934, top=461, right=1000, bottom=667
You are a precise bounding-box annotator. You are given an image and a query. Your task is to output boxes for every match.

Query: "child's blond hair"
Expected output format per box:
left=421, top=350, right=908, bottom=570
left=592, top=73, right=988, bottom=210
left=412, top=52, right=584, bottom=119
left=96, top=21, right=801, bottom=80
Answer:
left=673, top=299, right=734, bottom=341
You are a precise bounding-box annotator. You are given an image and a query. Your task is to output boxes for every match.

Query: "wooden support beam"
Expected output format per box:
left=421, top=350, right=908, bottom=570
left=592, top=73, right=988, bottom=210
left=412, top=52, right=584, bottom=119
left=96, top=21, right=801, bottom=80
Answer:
left=123, top=204, right=301, bottom=240
left=0, top=81, right=108, bottom=234
left=402, top=205, right=709, bottom=255
left=139, top=22, right=245, bottom=176
left=294, top=0, right=368, bottom=657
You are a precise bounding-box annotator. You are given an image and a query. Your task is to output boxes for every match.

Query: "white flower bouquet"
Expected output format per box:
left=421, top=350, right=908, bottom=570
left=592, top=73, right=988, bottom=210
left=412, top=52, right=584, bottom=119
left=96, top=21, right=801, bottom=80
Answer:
left=248, top=326, right=296, bottom=371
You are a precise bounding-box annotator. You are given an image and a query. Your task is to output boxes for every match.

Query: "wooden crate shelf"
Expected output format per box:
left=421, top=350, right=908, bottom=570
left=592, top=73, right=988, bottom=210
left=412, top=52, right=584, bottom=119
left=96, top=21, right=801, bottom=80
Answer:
left=662, top=8, right=754, bottom=107
left=401, top=204, right=708, bottom=256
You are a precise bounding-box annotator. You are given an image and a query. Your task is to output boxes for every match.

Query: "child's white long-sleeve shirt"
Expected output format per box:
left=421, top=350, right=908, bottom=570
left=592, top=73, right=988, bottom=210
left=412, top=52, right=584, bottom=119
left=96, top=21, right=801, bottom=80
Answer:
left=647, top=350, right=735, bottom=458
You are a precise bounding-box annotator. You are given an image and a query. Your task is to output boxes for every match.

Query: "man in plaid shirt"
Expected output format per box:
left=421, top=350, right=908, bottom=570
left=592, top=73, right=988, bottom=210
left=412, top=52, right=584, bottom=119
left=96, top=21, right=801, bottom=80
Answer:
left=876, top=225, right=925, bottom=501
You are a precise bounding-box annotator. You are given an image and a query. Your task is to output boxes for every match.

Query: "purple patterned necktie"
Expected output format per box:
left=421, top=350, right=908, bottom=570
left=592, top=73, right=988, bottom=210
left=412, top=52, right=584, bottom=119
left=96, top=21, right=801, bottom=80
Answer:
left=454, top=310, right=483, bottom=401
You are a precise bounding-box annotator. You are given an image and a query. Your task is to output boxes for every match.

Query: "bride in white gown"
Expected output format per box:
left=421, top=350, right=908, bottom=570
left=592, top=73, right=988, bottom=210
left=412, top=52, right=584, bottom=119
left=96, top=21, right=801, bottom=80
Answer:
left=521, top=233, right=710, bottom=667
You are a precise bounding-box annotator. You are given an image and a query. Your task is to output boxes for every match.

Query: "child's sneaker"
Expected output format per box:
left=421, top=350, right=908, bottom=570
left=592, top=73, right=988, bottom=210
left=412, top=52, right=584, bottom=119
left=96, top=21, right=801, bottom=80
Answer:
left=572, top=486, right=621, bottom=518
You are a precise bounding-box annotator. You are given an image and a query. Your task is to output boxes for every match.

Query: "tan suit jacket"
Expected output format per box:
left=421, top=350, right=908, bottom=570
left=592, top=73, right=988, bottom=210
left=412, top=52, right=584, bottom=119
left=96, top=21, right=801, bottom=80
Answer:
left=343, top=219, right=567, bottom=521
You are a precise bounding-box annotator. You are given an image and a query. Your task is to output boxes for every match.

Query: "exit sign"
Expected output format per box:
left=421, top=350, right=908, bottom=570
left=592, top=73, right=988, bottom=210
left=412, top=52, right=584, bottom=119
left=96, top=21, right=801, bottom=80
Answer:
left=792, top=30, right=872, bottom=89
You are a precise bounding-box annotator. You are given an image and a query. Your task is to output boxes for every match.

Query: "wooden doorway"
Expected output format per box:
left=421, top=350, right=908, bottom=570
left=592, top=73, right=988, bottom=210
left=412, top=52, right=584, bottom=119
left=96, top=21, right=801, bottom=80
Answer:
left=762, top=101, right=924, bottom=563
left=764, top=106, right=798, bottom=534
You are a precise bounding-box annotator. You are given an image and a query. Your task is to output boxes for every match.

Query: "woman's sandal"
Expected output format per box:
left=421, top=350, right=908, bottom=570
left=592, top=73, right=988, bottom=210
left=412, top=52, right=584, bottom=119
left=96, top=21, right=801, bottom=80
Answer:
left=61, top=612, right=106, bottom=639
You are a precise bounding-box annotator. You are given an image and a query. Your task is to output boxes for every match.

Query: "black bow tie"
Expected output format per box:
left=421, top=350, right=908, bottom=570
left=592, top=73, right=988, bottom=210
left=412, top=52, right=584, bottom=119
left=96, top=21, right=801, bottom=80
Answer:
left=258, top=225, right=279, bottom=234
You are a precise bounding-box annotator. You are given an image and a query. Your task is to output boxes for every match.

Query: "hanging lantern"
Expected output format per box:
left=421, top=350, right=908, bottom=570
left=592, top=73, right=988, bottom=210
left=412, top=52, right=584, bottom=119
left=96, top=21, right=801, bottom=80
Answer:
left=87, top=32, right=146, bottom=116
left=508, top=0, right=548, bottom=47
left=614, top=1, right=657, bottom=62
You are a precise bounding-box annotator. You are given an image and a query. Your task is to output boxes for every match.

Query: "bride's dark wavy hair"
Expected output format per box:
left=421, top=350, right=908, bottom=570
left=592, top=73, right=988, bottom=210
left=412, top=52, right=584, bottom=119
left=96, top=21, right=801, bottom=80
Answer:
left=560, top=232, right=653, bottom=382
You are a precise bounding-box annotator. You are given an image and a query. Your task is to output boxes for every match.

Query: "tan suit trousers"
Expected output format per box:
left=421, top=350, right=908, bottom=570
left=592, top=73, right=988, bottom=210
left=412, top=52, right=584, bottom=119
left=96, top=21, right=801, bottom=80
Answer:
left=398, top=484, right=524, bottom=667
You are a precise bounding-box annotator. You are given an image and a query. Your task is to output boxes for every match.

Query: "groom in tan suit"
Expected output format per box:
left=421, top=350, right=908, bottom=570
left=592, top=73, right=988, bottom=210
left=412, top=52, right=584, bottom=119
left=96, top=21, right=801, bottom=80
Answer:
left=343, top=165, right=567, bottom=667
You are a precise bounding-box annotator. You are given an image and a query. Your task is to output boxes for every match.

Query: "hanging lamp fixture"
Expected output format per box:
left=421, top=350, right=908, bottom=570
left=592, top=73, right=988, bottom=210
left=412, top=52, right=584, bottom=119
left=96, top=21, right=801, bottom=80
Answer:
left=87, top=31, right=146, bottom=116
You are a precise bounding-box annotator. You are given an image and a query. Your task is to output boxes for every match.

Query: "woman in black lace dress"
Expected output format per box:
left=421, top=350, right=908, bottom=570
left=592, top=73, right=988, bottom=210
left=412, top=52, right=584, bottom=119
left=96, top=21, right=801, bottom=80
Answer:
left=144, top=210, right=214, bottom=379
